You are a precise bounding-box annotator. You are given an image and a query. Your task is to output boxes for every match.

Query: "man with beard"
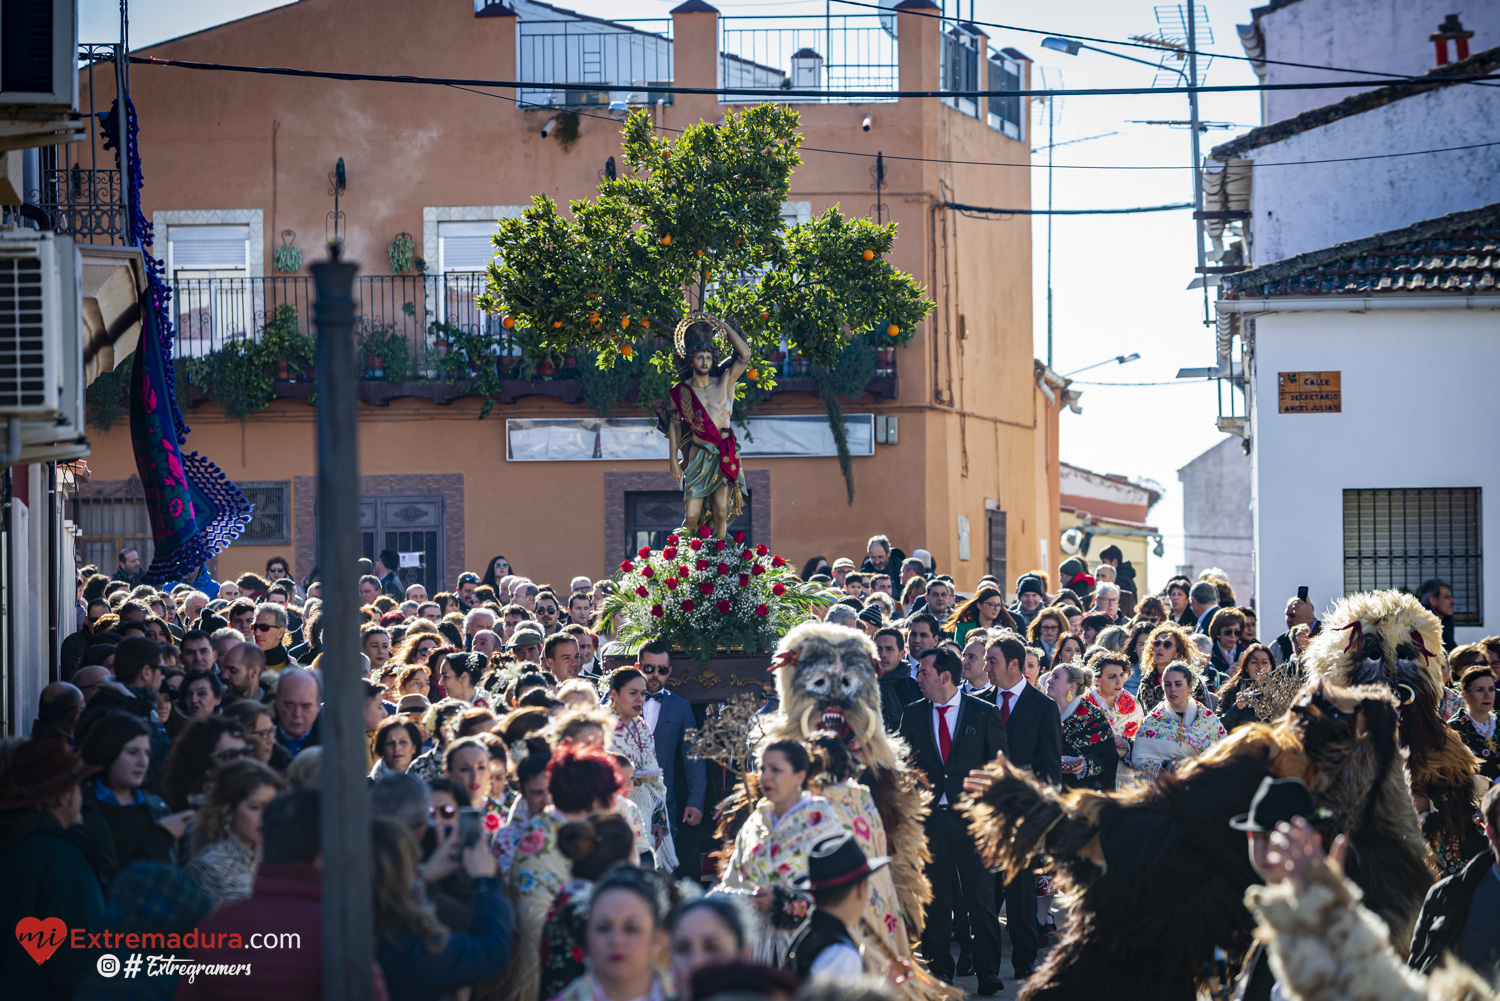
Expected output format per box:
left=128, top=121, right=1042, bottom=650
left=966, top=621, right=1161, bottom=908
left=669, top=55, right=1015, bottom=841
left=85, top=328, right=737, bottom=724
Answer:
left=874, top=627, right=920, bottom=734
left=637, top=639, right=706, bottom=873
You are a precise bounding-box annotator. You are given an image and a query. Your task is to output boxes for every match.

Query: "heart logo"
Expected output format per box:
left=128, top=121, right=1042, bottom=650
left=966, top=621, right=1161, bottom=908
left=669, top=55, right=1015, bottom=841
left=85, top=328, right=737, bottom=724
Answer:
left=15, top=917, right=68, bottom=965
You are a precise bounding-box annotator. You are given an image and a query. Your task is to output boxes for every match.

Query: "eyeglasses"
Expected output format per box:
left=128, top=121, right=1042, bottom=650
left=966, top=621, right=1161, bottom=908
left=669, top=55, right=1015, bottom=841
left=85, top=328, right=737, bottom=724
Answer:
left=250, top=726, right=275, bottom=739
left=251, top=623, right=278, bottom=633
left=639, top=665, right=671, bottom=676
left=1151, top=639, right=1176, bottom=649
left=429, top=804, right=459, bottom=820
left=536, top=607, right=558, bottom=616
left=1220, top=629, right=1241, bottom=639
left=211, top=746, right=250, bottom=762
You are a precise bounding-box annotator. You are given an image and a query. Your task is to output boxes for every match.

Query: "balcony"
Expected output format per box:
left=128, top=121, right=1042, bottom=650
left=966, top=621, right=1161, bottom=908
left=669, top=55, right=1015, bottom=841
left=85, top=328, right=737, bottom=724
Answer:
left=166, top=274, right=899, bottom=411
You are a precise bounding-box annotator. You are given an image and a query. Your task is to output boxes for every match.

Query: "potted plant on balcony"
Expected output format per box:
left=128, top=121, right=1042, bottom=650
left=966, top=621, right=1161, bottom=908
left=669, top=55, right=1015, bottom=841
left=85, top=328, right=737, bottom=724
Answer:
left=597, top=528, right=834, bottom=700
left=474, top=104, right=931, bottom=504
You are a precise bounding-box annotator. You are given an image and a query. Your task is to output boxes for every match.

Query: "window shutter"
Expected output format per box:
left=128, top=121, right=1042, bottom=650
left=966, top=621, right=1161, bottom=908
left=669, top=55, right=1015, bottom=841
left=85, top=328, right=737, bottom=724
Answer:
left=438, top=221, right=498, bottom=273
left=167, top=225, right=250, bottom=271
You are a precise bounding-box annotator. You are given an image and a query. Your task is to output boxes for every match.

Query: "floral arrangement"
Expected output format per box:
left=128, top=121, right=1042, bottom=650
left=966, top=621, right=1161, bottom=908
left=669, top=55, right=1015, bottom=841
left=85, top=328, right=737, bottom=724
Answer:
left=598, top=526, right=833, bottom=665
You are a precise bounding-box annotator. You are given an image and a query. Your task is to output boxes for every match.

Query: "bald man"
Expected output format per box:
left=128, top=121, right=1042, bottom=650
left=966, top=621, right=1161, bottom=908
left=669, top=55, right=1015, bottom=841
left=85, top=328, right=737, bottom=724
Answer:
left=32, top=682, right=83, bottom=744
left=71, top=665, right=110, bottom=707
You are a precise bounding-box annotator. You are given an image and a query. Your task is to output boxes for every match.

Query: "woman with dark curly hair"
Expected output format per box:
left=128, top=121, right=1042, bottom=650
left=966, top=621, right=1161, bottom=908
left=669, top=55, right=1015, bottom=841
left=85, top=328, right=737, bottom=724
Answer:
left=184, top=758, right=284, bottom=908
left=1138, top=623, right=1208, bottom=713
left=1027, top=607, right=1070, bottom=661
left=162, top=716, right=248, bottom=811
left=479, top=555, right=513, bottom=592
left=370, top=717, right=423, bottom=779
left=1132, top=595, right=1169, bottom=629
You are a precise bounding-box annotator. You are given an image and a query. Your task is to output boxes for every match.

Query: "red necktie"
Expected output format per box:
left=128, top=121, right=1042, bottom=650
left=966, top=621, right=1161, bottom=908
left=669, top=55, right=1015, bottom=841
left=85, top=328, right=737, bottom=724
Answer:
left=937, top=704, right=952, bottom=763
left=1000, top=689, right=1013, bottom=725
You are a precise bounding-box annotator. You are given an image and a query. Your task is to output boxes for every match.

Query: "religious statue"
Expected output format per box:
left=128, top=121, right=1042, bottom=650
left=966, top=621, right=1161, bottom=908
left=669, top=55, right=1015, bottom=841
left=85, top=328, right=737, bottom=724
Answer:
left=660, top=311, right=752, bottom=539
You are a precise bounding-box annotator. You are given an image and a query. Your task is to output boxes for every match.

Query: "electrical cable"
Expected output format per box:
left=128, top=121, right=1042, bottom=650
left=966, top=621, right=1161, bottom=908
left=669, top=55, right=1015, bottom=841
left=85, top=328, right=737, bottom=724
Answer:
left=126, top=54, right=1500, bottom=102
left=1070, top=379, right=1212, bottom=386
left=443, top=83, right=1500, bottom=173
left=944, top=200, right=1190, bottom=215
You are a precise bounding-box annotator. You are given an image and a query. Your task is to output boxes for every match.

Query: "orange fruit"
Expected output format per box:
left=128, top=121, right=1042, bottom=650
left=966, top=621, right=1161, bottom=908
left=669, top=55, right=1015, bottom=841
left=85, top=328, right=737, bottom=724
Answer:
left=661, top=234, right=672, bottom=246
left=759, top=310, right=769, bottom=320
left=640, top=319, right=650, bottom=329
left=697, top=250, right=704, bottom=258
left=887, top=324, right=900, bottom=337
left=621, top=344, right=633, bottom=358
left=862, top=249, right=874, bottom=261
left=746, top=368, right=758, bottom=380
left=620, top=316, right=630, bottom=328
left=502, top=315, right=515, bottom=328
left=553, top=321, right=563, bottom=329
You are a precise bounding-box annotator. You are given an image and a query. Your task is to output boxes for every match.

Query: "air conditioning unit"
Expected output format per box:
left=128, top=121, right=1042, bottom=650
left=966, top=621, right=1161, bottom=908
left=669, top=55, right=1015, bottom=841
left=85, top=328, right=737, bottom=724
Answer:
left=21, top=234, right=85, bottom=446
left=0, top=0, right=78, bottom=110
left=0, top=230, right=65, bottom=418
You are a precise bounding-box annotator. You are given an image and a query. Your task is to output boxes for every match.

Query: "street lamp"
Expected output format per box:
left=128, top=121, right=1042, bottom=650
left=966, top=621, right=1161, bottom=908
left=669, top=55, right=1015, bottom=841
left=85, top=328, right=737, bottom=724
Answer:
left=1061, top=353, right=1140, bottom=378
left=1040, top=37, right=1179, bottom=77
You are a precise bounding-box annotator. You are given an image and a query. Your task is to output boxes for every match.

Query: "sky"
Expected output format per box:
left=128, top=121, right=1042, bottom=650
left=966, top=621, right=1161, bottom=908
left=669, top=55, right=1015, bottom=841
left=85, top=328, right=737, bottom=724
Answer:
left=82, top=0, right=1265, bottom=586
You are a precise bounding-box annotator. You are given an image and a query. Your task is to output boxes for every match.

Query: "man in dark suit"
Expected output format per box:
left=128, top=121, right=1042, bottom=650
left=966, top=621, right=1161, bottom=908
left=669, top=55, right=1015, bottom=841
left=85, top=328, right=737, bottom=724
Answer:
left=982, top=632, right=1062, bottom=980
left=900, top=646, right=1008, bottom=994
left=638, top=639, right=707, bottom=874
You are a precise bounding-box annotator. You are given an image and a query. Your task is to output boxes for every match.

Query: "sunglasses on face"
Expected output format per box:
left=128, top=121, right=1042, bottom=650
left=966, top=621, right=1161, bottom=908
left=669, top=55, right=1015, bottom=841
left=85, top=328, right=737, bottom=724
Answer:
left=1152, top=639, right=1176, bottom=649
left=640, top=665, right=671, bottom=675
left=1220, top=629, right=1241, bottom=638
left=537, top=607, right=557, bottom=615
left=252, top=623, right=278, bottom=633
left=429, top=804, right=459, bottom=820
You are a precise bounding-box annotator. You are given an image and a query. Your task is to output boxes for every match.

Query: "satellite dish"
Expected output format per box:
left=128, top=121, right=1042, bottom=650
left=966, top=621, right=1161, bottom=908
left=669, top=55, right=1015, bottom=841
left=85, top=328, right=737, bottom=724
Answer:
left=1060, top=527, right=1092, bottom=556
left=878, top=0, right=899, bottom=38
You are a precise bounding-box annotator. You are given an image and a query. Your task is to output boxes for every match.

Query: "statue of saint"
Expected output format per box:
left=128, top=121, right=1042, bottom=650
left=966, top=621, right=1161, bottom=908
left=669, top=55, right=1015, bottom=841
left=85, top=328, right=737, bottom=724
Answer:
left=663, top=312, right=752, bottom=539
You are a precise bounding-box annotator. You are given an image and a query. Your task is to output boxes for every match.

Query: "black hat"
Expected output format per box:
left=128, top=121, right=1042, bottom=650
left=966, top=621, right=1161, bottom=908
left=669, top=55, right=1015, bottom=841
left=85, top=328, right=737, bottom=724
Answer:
left=857, top=605, right=884, bottom=628
left=1229, top=777, right=1328, bottom=833
left=1015, top=573, right=1046, bottom=598
left=793, top=832, right=889, bottom=890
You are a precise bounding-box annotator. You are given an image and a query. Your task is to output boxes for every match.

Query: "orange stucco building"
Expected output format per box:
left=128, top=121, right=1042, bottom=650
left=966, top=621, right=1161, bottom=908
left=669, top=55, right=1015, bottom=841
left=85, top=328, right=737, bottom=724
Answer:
left=76, top=0, right=1070, bottom=594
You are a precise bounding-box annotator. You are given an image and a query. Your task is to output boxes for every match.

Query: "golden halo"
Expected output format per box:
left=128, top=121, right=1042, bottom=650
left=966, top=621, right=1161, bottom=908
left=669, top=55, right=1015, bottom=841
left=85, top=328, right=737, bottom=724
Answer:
left=673, top=311, right=733, bottom=358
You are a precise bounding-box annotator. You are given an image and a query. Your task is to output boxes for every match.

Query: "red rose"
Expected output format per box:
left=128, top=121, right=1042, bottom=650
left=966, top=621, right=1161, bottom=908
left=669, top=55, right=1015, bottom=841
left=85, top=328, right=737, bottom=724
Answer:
left=755, top=604, right=769, bottom=617
left=716, top=599, right=732, bottom=614
left=809, top=811, right=823, bottom=824
left=739, top=573, right=750, bottom=586
left=717, top=563, right=730, bottom=575
left=772, top=583, right=786, bottom=596
left=751, top=563, right=766, bottom=576
left=665, top=578, right=679, bottom=590
left=667, top=534, right=680, bottom=546
left=663, top=546, right=678, bottom=560
left=756, top=544, right=769, bottom=556
left=699, top=525, right=712, bottom=539
left=741, top=550, right=754, bottom=561
left=689, top=539, right=702, bottom=551
left=638, top=545, right=652, bottom=558
left=733, top=531, right=746, bottom=543
left=681, top=599, right=695, bottom=612
left=696, top=558, right=709, bottom=571
left=715, top=540, right=727, bottom=552
left=700, top=582, right=714, bottom=595
left=636, top=586, right=649, bottom=597
left=620, top=560, right=634, bottom=573
left=641, top=566, right=654, bottom=578
left=483, top=812, right=501, bottom=832
left=680, top=565, right=693, bottom=576
left=651, top=604, right=665, bottom=618
left=571, top=945, right=584, bottom=963
left=771, top=556, right=786, bottom=567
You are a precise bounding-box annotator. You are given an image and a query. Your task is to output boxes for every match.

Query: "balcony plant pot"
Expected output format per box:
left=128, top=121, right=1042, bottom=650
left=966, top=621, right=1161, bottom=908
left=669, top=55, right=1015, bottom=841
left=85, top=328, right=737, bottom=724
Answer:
left=276, top=361, right=291, bottom=381
left=537, top=358, right=557, bottom=380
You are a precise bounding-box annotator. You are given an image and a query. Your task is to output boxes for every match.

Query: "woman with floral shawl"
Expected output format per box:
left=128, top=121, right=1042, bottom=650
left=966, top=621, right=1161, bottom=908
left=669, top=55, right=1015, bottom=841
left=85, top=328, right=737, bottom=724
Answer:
left=1126, top=662, right=1227, bottom=782
left=1046, top=663, right=1115, bottom=791
left=605, top=668, right=676, bottom=872
left=715, top=739, right=844, bottom=965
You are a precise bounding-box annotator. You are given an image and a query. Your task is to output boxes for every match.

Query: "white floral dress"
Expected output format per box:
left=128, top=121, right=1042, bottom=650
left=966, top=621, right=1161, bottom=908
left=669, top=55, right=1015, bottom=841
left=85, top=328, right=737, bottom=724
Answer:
left=716, top=793, right=845, bottom=964
left=612, top=712, right=676, bottom=872
left=1126, top=699, right=1227, bottom=782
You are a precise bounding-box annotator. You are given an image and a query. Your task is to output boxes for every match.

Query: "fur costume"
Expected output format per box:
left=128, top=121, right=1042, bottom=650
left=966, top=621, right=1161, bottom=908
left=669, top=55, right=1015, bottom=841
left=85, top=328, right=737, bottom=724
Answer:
left=713, top=621, right=950, bottom=999
left=961, top=682, right=1434, bottom=1001
left=1247, top=857, right=1491, bottom=1001
left=1299, top=590, right=1485, bottom=872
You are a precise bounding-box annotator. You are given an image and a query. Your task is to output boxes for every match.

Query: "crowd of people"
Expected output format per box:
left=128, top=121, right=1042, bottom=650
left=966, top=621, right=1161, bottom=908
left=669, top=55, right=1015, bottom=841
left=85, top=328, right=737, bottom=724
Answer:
left=4, top=537, right=1500, bottom=1000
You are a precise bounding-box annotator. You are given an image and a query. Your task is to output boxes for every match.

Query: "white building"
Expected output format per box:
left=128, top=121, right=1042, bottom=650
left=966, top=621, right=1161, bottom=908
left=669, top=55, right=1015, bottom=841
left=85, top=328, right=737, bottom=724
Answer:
left=1177, top=438, right=1253, bottom=606
left=1200, top=6, right=1500, bottom=639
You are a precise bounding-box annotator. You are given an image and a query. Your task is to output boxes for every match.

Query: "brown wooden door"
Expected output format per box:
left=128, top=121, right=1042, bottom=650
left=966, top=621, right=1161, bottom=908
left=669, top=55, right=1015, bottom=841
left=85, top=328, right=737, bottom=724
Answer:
left=987, top=509, right=1007, bottom=598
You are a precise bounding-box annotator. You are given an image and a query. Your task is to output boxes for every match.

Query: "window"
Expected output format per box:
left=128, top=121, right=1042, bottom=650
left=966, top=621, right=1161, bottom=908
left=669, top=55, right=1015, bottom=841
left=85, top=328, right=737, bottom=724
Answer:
left=76, top=494, right=152, bottom=573
left=167, top=224, right=254, bottom=352
left=987, top=52, right=1023, bottom=140
left=436, top=221, right=497, bottom=275
left=237, top=481, right=291, bottom=546
left=625, top=491, right=750, bottom=561
left=506, top=415, right=876, bottom=461
left=1343, top=488, right=1483, bottom=625
left=942, top=27, right=980, bottom=117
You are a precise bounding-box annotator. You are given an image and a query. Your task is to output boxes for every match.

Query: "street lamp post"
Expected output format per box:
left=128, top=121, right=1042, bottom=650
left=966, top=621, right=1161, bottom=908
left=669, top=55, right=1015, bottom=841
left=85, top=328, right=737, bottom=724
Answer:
left=1061, top=352, right=1141, bottom=379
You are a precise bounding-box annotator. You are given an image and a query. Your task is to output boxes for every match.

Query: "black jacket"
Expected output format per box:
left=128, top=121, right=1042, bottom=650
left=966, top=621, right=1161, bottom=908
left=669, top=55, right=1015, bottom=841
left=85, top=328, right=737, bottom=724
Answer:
left=994, top=683, right=1064, bottom=786
left=878, top=670, right=921, bottom=735
left=1410, top=851, right=1496, bottom=974
left=78, top=781, right=178, bottom=885
left=899, top=693, right=1008, bottom=807
left=860, top=547, right=906, bottom=591
left=787, top=908, right=858, bottom=981
left=1114, top=560, right=1139, bottom=598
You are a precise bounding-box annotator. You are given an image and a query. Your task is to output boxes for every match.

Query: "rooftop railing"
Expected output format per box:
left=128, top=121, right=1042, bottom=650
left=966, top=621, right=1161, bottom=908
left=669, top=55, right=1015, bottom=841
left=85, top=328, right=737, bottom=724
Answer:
left=719, top=15, right=899, bottom=103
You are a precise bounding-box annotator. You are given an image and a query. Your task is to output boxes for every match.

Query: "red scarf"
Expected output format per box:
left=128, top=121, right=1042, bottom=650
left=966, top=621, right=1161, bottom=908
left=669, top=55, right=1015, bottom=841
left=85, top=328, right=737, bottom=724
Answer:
left=671, top=383, right=742, bottom=483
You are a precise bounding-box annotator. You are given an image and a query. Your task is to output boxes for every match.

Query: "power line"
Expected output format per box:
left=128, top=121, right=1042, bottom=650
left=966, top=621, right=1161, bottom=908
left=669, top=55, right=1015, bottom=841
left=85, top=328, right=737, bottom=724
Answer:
left=446, top=82, right=1500, bottom=173
left=126, top=54, right=1500, bottom=102
left=1070, top=379, right=1211, bottom=386
left=945, top=200, right=1191, bottom=216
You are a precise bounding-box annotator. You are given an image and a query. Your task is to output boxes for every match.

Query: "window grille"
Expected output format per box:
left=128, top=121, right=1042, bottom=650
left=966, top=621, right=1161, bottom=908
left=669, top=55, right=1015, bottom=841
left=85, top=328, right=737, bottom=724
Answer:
left=237, top=481, right=291, bottom=546
left=1342, top=487, right=1482, bottom=625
